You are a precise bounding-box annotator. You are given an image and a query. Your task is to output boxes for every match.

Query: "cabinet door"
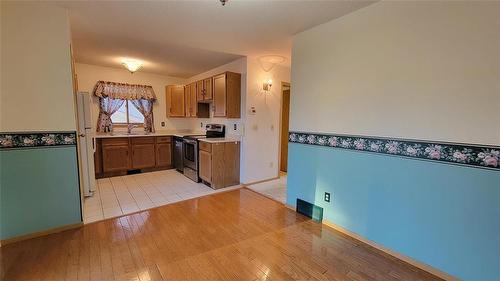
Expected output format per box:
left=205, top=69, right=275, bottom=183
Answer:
left=131, top=144, right=156, bottom=169
left=213, top=73, right=226, bottom=117
left=225, top=72, right=241, bottom=118
left=184, top=85, right=191, bottom=117
left=102, top=145, right=130, bottom=172
left=156, top=143, right=172, bottom=168
left=94, top=139, right=102, bottom=174
left=204, top=77, right=213, bottom=100
left=166, top=85, right=186, bottom=117
left=196, top=80, right=204, bottom=101
left=223, top=142, right=240, bottom=187
left=190, top=83, right=198, bottom=117
left=199, top=150, right=212, bottom=183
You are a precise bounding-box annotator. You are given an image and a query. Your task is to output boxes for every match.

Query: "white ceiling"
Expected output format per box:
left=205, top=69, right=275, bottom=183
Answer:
left=54, top=0, right=374, bottom=78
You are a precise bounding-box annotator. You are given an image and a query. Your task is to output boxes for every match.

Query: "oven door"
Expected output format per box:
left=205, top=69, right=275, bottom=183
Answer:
left=183, top=138, right=198, bottom=170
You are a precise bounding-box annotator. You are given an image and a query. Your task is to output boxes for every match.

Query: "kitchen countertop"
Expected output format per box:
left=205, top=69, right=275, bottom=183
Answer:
left=93, top=130, right=205, bottom=138
left=198, top=136, right=241, bottom=143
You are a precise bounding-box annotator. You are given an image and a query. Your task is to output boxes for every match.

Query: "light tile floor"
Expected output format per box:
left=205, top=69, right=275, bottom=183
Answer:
left=247, top=174, right=287, bottom=203
left=83, top=169, right=241, bottom=223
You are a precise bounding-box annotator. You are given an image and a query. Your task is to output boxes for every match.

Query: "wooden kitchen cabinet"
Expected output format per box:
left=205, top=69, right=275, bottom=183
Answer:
left=199, top=150, right=211, bottom=182
left=199, top=141, right=240, bottom=189
left=196, top=80, right=204, bottom=101
left=213, top=72, right=241, bottom=118
left=166, top=85, right=186, bottom=117
left=185, top=82, right=210, bottom=118
left=95, top=136, right=173, bottom=178
left=185, top=83, right=198, bottom=117
left=102, top=138, right=130, bottom=173
left=196, top=77, right=213, bottom=102
left=94, top=138, right=103, bottom=174
left=131, top=137, right=156, bottom=169
left=166, top=72, right=238, bottom=119
left=156, top=136, right=172, bottom=168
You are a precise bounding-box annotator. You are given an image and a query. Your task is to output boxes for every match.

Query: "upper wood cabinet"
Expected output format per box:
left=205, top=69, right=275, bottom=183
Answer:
left=196, top=77, right=213, bottom=102
left=185, top=83, right=198, bottom=117
left=166, top=72, right=240, bottom=119
left=166, top=85, right=185, bottom=117
left=196, top=80, right=204, bottom=101
left=213, top=72, right=241, bottom=118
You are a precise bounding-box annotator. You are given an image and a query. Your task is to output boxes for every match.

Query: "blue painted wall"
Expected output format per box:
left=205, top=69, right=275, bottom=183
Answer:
left=0, top=146, right=82, bottom=240
left=287, top=143, right=500, bottom=281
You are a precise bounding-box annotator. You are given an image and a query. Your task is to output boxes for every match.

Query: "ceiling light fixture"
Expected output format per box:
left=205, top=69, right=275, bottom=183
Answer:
left=121, top=59, right=143, bottom=74
left=220, top=0, right=228, bottom=6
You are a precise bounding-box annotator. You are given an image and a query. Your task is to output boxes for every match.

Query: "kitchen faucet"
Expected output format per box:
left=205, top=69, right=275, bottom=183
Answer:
left=127, top=124, right=140, bottom=134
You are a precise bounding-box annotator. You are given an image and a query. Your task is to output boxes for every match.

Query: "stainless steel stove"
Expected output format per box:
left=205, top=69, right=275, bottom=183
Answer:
left=182, top=124, right=225, bottom=182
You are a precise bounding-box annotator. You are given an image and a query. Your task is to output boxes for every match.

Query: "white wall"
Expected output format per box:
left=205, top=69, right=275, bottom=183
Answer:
left=75, top=63, right=190, bottom=131
left=291, top=1, right=500, bottom=146
left=243, top=57, right=290, bottom=183
left=1, top=2, right=76, bottom=132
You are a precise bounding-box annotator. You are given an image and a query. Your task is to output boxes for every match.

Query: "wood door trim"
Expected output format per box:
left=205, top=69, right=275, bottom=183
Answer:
left=279, top=81, right=291, bottom=173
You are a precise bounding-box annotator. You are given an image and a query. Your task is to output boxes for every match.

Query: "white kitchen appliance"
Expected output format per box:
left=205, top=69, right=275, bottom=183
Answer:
left=76, top=91, right=97, bottom=197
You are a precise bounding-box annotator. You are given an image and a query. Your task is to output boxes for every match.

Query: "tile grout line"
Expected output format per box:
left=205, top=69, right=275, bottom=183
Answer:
left=109, top=177, right=126, bottom=217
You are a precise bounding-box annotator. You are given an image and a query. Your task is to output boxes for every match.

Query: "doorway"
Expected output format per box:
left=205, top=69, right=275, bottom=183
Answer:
left=280, top=82, right=290, bottom=172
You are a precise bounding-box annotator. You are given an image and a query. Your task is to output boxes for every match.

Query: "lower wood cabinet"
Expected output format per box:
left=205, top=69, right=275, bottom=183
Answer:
left=199, top=141, right=240, bottom=189
left=199, top=150, right=212, bottom=182
left=102, top=138, right=130, bottom=173
left=156, top=142, right=172, bottom=167
left=131, top=137, right=156, bottom=169
left=96, top=136, right=173, bottom=178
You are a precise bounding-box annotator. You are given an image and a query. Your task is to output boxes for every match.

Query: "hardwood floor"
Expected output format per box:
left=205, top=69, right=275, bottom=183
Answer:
left=0, top=188, right=442, bottom=281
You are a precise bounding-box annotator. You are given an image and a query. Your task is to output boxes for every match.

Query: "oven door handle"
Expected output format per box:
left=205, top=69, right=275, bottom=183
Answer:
left=183, top=139, right=197, bottom=145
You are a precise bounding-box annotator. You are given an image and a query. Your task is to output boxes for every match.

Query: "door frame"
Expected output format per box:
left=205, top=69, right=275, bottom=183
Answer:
left=277, top=81, right=290, bottom=175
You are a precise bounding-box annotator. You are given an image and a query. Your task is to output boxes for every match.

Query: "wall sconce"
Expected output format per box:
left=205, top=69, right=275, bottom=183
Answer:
left=122, top=59, right=143, bottom=74
left=263, top=79, right=273, bottom=91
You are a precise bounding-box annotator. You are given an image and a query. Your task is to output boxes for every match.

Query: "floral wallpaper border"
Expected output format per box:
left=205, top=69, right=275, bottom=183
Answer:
left=289, top=131, right=499, bottom=171
left=0, top=132, right=77, bottom=150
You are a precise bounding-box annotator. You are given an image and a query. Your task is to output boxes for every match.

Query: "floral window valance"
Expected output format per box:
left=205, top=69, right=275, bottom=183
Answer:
left=93, top=81, right=157, bottom=100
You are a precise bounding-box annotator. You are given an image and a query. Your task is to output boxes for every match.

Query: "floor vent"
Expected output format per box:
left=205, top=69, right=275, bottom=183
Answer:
left=127, top=169, right=141, bottom=175
left=296, top=199, right=323, bottom=222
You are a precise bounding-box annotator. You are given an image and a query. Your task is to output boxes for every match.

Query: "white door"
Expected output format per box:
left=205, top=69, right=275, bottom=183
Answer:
left=77, top=92, right=96, bottom=196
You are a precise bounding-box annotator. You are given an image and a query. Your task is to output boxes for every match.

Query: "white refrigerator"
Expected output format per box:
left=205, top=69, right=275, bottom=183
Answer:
left=76, top=91, right=97, bottom=197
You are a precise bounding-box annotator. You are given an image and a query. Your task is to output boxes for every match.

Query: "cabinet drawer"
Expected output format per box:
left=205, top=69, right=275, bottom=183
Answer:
left=199, top=141, right=211, bottom=153
left=131, top=137, right=155, bottom=145
left=156, top=136, right=172, bottom=143
left=102, top=137, right=129, bottom=146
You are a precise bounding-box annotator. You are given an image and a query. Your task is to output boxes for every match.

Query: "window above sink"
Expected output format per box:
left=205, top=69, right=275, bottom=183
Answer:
left=111, top=100, right=145, bottom=126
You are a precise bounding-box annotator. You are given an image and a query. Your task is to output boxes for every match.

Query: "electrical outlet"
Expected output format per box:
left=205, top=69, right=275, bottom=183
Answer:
left=161, top=122, right=165, bottom=127
left=200, top=122, right=203, bottom=128
left=233, top=124, right=237, bottom=130
left=324, top=192, right=331, bottom=202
